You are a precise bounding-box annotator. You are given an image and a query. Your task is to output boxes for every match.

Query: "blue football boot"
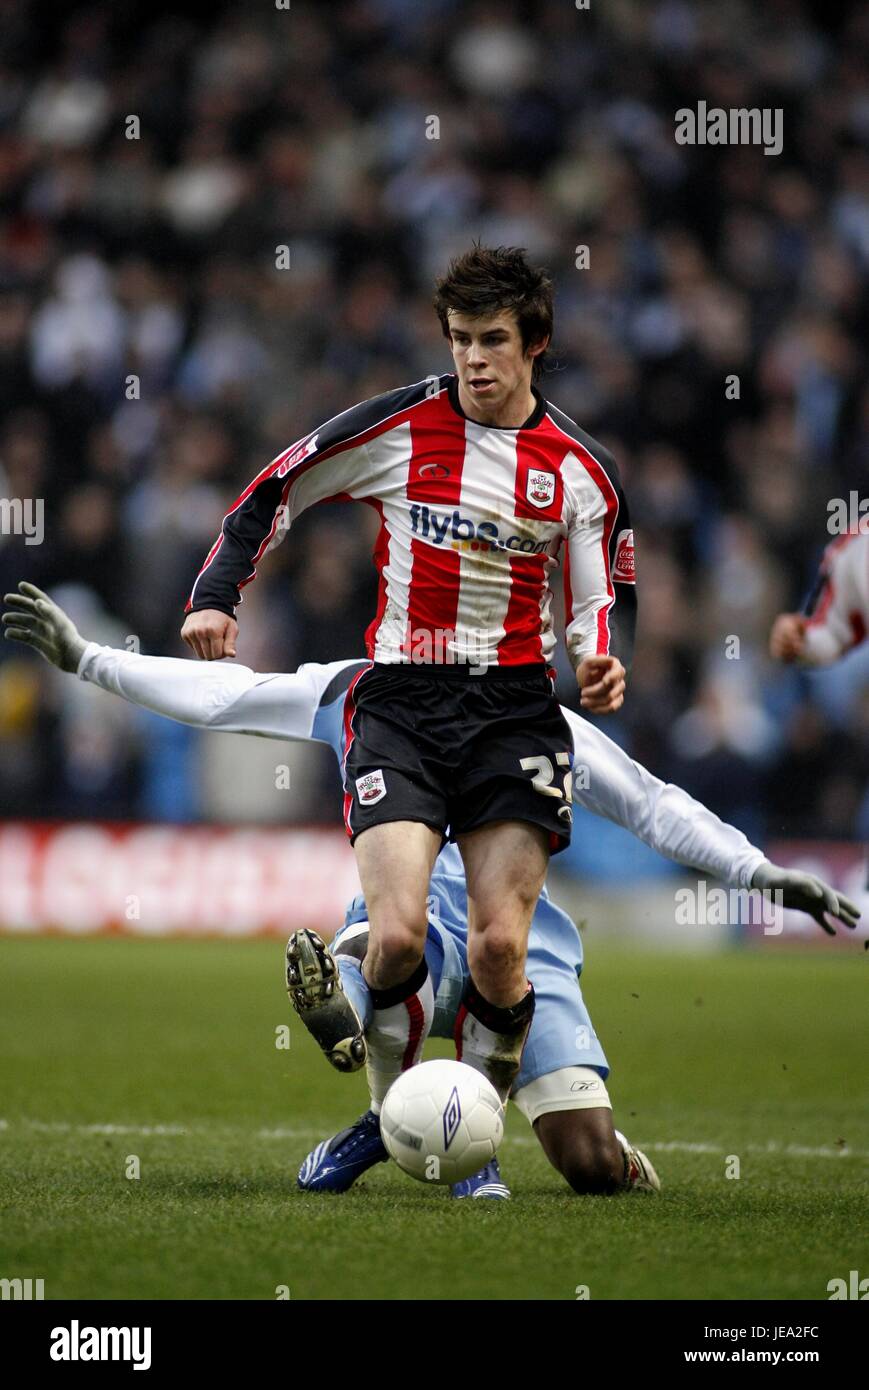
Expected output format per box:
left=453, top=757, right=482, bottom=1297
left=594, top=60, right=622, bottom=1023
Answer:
left=450, top=1156, right=511, bottom=1200
left=297, top=1110, right=389, bottom=1192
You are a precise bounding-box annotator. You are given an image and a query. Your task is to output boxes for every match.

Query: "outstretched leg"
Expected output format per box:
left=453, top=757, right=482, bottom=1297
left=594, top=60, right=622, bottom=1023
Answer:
left=534, top=1105, right=660, bottom=1195
left=512, top=1065, right=660, bottom=1194
left=286, top=928, right=368, bottom=1072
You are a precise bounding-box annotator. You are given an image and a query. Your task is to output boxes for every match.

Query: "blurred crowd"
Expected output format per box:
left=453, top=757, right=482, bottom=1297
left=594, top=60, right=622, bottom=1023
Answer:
left=0, top=0, right=867, bottom=866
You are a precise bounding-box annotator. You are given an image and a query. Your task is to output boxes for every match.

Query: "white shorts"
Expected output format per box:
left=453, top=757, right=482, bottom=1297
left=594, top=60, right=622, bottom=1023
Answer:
left=512, top=1066, right=612, bottom=1125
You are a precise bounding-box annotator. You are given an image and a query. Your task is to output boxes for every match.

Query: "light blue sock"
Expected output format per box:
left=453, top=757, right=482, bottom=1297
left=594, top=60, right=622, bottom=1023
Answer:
left=335, top=953, right=373, bottom=1031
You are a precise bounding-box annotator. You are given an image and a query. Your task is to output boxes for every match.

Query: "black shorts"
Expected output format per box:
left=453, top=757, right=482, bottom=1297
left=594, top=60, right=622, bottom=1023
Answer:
left=342, top=662, right=574, bottom=854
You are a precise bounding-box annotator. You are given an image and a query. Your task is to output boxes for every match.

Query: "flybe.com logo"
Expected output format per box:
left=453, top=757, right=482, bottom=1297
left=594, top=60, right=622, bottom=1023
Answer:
left=409, top=504, right=548, bottom=554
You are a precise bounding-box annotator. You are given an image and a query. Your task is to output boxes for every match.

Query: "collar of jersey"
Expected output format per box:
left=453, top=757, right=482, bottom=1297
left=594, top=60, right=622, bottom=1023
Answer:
left=446, top=375, right=546, bottom=431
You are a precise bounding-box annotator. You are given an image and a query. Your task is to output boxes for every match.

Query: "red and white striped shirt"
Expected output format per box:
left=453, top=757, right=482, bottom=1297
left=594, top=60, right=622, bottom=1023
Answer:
left=803, top=530, right=869, bottom=665
left=186, top=374, right=636, bottom=671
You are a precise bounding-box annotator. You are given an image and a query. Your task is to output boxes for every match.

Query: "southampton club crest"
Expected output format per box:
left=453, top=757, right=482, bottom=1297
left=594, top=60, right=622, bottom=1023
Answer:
left=526, top=468, right=556, bottom=509
left=356, top=769, right=387, bottom=805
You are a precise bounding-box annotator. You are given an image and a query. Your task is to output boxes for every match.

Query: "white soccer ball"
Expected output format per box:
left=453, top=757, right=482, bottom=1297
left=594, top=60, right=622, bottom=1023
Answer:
left=379, top=1059, right=504, bottom=1185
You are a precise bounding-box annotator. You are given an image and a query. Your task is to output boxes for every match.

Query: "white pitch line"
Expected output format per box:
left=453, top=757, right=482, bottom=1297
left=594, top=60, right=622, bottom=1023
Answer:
left=1, top=1120, right=866, bottom=1160
left=20, top=1120, right=191, bottom=1136
left=481, top=1135, right=869, bottom=1160
left=642, top=1139, right=868, bottom=1161
left=257, top=1127, right=339, bottom=1140
left=0, top=1117, right=324, bottom=1141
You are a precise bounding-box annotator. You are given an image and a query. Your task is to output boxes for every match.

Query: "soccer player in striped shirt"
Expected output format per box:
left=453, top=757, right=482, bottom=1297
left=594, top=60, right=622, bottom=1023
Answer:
left=4, top=582, right=857, bottom=1199
left=180, top=246, right=636, bottom=1113
left=770, top=527, right=869, bottom=887
left=770, top=530, right=868, bottom=666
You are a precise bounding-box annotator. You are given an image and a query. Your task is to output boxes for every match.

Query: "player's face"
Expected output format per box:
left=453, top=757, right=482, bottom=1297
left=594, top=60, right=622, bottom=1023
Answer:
left=446, top=310, right=546, bottom=423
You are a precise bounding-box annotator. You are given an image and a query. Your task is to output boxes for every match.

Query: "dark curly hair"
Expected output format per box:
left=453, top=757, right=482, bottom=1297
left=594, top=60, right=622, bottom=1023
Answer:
left=433, top=244, right=554, bottom=381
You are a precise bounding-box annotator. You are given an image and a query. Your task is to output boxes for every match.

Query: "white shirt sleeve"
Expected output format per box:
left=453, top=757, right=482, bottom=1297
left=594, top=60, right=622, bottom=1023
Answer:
left=561, top=706, right=765, bottom=889
left=564, top=509, right=609, bottom=667
left=559, top=439, right=634, bottom=670
left=76, top=643, right=332, bottom=741
left=75, top=645, right=765, bottom=886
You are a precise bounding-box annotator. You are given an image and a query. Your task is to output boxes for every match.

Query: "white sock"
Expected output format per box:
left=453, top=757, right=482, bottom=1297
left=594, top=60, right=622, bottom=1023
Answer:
left=454, top=979, right=535, bottom=1104
left=365, top=959, right=434, bottom=1113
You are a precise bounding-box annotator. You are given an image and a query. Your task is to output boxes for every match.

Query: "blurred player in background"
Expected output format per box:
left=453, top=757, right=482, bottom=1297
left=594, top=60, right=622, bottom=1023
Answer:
left=770, top=525, right=868, bottom=885
left=179, top=245, right=636, bottom=1112
left=5, top=582, right=855, bottom=1200
left=770, top=530, right=868, bottom=667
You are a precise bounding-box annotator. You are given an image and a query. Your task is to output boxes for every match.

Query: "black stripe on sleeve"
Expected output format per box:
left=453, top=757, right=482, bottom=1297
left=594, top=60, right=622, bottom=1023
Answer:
left=187, top=377, right=446, bottom=615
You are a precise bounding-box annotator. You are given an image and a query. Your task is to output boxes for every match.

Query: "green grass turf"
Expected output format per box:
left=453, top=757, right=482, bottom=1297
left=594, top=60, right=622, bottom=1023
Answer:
left=0, top=937, right=866, bottom=1301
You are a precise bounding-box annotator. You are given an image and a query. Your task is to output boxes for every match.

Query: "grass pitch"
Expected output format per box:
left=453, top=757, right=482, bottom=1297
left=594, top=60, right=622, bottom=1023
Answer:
left=0, top=936, right=866, bottom=1301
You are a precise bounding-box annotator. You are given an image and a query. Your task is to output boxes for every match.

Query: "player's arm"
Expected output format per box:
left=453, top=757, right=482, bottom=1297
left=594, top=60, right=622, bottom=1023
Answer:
left=3, top=582, right=342, bottom=742
left=181, top=428, right=331, bottom=661
left=770, top=536, right=866, bottom=667
left=182, top=380, right=438, bottom=660
left=560, top=705, right=860, bottom=935
left=564, top=469, right=635, bottom=715
left=181, top=385, right=413, bottom=660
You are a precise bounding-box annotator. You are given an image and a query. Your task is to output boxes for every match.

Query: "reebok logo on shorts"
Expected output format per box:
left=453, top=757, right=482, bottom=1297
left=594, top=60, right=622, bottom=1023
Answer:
left=356, top=770, right=387, bottom=805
